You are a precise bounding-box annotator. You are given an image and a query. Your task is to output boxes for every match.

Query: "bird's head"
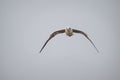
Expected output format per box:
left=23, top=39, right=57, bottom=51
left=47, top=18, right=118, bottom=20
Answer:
left=65, top=27, right=73, bottom=37
left=66, top=27, right=72, bottom=31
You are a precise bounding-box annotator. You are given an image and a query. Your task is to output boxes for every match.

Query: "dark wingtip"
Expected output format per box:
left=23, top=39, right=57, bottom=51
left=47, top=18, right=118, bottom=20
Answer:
left=39, top=50, right=42, bottom=53
left=96, top=48, right=99, bottom=53
left=93, top=44, right=99, bottom=53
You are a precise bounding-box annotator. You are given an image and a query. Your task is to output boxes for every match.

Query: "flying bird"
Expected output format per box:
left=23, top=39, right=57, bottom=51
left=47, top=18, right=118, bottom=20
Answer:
left=40, top=27, right=99, bottom=53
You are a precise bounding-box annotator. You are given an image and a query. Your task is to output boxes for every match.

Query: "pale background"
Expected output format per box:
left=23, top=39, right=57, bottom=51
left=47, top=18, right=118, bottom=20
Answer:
left=0, top=0, right=120, bottom=80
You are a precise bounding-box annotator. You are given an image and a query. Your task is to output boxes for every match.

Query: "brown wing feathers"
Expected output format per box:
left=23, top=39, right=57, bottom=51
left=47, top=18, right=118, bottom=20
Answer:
left=73, top=29, right=99, bottom=53
left=40, top=29, right=65, bottom=53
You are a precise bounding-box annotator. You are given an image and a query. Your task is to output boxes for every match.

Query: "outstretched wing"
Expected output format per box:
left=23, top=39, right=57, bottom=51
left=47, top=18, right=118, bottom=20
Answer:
left=40, top=29, right=65, bottom=53
left=73, top=29, right=99, bottom=53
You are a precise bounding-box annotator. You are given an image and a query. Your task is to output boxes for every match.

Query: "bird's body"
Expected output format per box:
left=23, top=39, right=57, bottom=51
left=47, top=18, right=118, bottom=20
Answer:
left=39, top=27, right=99, bottom=53
left=65, top=28, right=73, bottom=37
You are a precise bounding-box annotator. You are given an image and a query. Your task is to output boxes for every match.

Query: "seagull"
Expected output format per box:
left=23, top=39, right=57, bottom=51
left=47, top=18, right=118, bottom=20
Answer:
left=40, top=27, right=99, bottom=53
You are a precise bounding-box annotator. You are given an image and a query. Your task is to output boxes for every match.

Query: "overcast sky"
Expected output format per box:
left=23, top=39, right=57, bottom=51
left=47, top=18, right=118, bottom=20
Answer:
left=1, top=0, right=120, bottom=80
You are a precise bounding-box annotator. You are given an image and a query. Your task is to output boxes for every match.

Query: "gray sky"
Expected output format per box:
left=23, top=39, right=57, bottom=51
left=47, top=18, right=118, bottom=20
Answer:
left=1, top=0, right=120, bottom=80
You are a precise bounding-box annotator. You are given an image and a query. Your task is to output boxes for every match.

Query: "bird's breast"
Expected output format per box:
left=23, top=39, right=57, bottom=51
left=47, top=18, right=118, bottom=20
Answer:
left=65, top=31, right=73, bottom=36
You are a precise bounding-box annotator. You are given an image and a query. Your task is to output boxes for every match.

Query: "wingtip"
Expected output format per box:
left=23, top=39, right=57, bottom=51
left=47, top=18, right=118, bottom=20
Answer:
left=97, top=50, right=99, bottom=53
left=39, top=50, right=42, bottom=53
left=95, top=48, right=99, bottom=53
